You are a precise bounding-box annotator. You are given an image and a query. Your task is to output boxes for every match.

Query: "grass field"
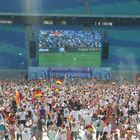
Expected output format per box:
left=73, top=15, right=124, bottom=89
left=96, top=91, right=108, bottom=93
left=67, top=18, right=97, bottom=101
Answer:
left=39, top=52, right=101, bottom=67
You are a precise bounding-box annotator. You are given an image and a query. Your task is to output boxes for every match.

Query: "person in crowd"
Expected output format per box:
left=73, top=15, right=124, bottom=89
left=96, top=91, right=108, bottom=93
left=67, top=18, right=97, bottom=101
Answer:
left=8, top=122, right=15, bottom=139
left=84, top=124, right=94, bottom=140
left=18, top=108, right=27, bottom=127
left=113, top=133, right=119, bottom=140
left=47, top=125, right=57, bottom=140
left=31, top=111, right=38, bottom=140
left=99, top=131, right=108, bottom=140
left=118, top=124, right=126, bottom=140
left=56, top=113, right=63, bottom=128
left=84, top=112, right=92, bottom=126
left=71, top=118, right=79, bottom=140
left=94, top=115, right=105, bottom=140
left=0, top=79, right=140, bottom=140
left=39, top=106, right=46, bottom=121
left=16, top=122, right=23, bottom=140
left=55, top=124, right=67, bottom=140
left=36, top=117, right=43, bottom=140
left=0, top=122, right=9, bottom=140
left=103, top=122, right=111, bottom=136
left=66, top=126, right=72, bottom=140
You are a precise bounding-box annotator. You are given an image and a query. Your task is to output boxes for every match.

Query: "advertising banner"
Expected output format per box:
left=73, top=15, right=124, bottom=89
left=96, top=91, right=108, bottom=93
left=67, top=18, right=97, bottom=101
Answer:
left=48, top=68, right=92, bottom=78
left=28, top=67, right=111, bottom=81
left=91, top=67, right=111, bottom=81
left=28, top=67, right=48, bottom=80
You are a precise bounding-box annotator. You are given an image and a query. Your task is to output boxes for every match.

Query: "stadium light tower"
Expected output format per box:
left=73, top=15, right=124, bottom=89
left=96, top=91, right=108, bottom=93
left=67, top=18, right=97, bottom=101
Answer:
left=84, top=0, right=92, bottom=14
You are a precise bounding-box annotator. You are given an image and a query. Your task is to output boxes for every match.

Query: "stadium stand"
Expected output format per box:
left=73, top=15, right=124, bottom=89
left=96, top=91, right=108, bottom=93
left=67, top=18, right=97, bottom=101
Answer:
left=0, top=25, right=27, bottom=69
left=94, top=26, right=140, bottom=71
left=0, top=0, right=140, bottom=15
left=31, top=0, right=140, bottom=15
left=0, top=0, right=24, bottom=13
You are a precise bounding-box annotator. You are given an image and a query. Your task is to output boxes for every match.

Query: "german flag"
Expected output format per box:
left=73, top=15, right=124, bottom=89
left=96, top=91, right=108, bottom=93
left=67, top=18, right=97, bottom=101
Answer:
left=34, top=90, right=42, bottom=98
left=16, top=91, right=21, bottom=105
left=56, top=79, right=62, bottom=84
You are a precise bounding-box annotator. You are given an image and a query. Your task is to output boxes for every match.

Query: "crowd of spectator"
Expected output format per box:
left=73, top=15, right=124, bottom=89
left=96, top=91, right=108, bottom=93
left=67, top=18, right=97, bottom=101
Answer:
left=0, top=79, right=140, bottom=140
left=39, top=30, right=102, bottom=50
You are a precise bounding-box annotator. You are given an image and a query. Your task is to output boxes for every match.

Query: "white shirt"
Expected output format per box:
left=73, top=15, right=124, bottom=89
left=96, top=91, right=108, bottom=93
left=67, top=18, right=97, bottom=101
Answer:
left=56, top=128, right=67, bottom=140
left=95, top=119, right=104, bottom=132
left=80, top=109, right=86, bottom=119
left=18, top=111, right=27, bottom=121
left=84, top=114, right=92, bottom=125
left=71, top=110, right=79, bottom=121
left=0, top=113, right=4, bottom=123
left=103, top=124, right=111, bottom=134
left=63, top=107, right=69, bottom=117
left=32, top=115, right=38, bottom=127
left=16, top=124, right=23, bottom=135
left=71, top=121, right=79, bottom=132
left=48, top=130, right=57, bottom=139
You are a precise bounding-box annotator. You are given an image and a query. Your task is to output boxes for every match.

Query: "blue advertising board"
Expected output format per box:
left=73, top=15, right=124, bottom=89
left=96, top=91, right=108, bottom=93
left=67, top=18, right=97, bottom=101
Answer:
left=91, top=67, right=111, bottom=81
left=28, top=67, right=111, bottom=81
left=28, top=67, right=48, bottom=80
left=48, top=68, right=92, bottom=79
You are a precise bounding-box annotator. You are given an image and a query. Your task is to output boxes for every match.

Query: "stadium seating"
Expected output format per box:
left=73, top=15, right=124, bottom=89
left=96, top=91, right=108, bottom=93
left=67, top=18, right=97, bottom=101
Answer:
left=31, top=0, right=140, bottom=15
left=0, top=25, right=27, bottom=69
left=95, top=26, right=140, bottom=71
left=0, top=0, right=24, bottom=13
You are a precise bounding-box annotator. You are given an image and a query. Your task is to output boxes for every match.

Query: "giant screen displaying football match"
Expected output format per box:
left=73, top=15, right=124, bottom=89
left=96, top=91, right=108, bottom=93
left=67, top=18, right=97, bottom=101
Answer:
left=39, top=29, right=102, bottom=67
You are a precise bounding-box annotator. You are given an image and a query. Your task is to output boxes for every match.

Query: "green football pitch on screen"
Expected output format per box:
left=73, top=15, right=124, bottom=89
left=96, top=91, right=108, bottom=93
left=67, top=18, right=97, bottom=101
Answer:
left=39, top=52, right=101, bottom=67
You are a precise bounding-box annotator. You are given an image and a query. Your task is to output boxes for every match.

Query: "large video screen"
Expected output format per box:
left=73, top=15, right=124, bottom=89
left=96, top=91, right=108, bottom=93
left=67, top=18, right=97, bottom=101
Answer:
left=39, top=29, right=102, bottom=67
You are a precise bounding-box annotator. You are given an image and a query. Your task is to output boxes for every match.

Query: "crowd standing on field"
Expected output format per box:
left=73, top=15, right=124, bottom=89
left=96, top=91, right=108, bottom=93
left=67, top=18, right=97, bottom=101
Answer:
left=0, top=79, right=140, bottom=140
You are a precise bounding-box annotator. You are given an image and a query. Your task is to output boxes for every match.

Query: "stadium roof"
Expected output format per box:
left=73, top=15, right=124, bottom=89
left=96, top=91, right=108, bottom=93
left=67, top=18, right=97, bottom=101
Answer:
left=0, top=13, right=140, bottom=19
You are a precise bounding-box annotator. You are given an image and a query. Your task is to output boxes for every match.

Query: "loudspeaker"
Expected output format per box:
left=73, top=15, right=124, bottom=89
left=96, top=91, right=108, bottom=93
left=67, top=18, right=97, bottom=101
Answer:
left=29, top=41, right=36, bottom=58
left=102, top=42, right=109, bottom=59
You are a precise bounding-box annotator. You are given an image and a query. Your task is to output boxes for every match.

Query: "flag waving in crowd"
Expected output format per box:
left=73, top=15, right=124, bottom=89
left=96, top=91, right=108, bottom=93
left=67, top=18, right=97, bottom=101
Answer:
left=16, top=91, right=21, bottom=105
left=56, top=79, right=62, bottom=84
left=34, top=89, right=42, bottom=98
